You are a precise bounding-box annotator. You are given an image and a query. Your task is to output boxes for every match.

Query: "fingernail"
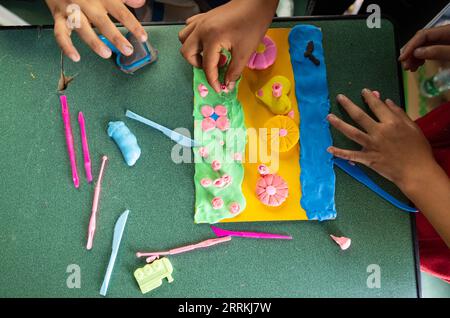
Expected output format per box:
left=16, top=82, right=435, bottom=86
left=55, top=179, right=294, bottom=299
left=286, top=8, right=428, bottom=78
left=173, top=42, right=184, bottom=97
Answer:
left=327, top=114, right=336, bottom=120
left=123, top=44, right=134, bottom=56
left=326, top=146, right=334, bottom=154
left=401, top=61, right=408, bottom=69
left=336, top=94, right=345, bottom=101
left=372, top=90, right=381, bottom=99
left=227, top=81, right=236, bottom=91
left=361, top=88, right=370, bottom=95
left=413, top=47, right=425, bottom=57
left=140, top=32, right=148, bottom=42
left=100, top=47, right=112, bottom=59
left=69, top=53, right=80, bottom=62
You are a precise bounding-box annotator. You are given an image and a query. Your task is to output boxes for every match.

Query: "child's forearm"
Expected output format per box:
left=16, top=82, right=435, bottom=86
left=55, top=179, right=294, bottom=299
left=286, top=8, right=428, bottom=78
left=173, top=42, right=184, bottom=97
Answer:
left=400, top=163, right=450, bottom=248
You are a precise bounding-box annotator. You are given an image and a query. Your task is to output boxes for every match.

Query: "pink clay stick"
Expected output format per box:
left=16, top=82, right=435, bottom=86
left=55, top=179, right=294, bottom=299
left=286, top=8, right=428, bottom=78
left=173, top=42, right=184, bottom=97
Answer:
left=78, top=112, right=93, bottom=183
left=211, top=225, right=293, bottom=240
left=86, top=155, right=108, bottom=250
left=136, top=236, right=232, bottom=263
left=60, top=95, right=79, bottom=188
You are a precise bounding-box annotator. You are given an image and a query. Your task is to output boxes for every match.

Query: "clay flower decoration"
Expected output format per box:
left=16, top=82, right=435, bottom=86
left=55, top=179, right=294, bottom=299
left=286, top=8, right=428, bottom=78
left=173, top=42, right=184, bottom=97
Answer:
left=247, top=36, right=277, bottom=70
left=255, top=164, right=288, bottom=207
left=201, top=105, right=230, bottom=132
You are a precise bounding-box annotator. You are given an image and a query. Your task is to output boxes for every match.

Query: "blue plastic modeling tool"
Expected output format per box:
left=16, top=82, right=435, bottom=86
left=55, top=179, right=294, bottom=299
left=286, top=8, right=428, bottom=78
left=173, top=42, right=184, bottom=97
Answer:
left=126, top=110, right=200, bottom=147
left=100, top=210, right=130, bottom=296
left=333, top=158, right=418, bottom=213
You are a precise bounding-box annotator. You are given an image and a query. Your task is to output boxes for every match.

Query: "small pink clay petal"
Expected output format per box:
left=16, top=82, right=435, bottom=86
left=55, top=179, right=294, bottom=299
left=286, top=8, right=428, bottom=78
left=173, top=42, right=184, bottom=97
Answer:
left=198, top=84, right=209, bottom=98
left=273, top=193, right=286, bottom=203
left=288, top=110, right=295, bottom=119
left=256, top=186, right=266, bottom=196
left=262, top=35, right=276, bottom=48
left=200, top=178, right=212, bottom=187
left=330, top=235, right=351, bottom=250
left=222, top=174, right=232, bottom=185
left=257, top=89, right=264, bottom=97
left=276, top=188, right=288, bottom=198
left=213, top=178, right=225, bottom=188
left=211, top=160, right=221, bottom=171
left=214, top=105, right=227, bottom=116
left=264, top=45, right=277, bottom=63
left=257, top=177, right=267, bottom=188
left=220, top=84, right=229, bottom=93
left=258, top=192, right=269, bottom=205
left=247, top=53, right=258, bottom=69
left=258, top=164, right=270, bottom=176
left=198, top=147, right=208, bottom=158
left=229, top=202, right=240, bottom=214
left=216, top=116, right=230, bottom=131
left=268, top=196, right=278, bottom=207
left=201, top=118, right=216, bottom=132
left=264, top=174, right=274, bottom=186
left=234, top=152, right=243, bottom=161
left=201, top=105, right=214, bottom=118
left=212, top=197, right=224, bottom=209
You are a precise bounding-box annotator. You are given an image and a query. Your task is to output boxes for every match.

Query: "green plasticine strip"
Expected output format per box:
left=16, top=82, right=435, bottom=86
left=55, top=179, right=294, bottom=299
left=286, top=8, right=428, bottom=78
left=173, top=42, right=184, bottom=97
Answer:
left=192, top=54, right=247, bottom=224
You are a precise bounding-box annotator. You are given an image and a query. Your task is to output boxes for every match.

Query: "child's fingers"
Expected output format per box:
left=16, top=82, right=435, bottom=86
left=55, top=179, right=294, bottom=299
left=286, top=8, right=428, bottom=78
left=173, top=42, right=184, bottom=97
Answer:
left=178, top=22, right=196, bottom=44
left=186, top=13, right=204, bottom=25
left=224, top=53, right=247, bottom=88
left=327, top=114, right=371, bottom=148
left=336, top=94, right=376, bottom=132
left=107, top=1, right=147, bottom=42
left=401, top=56, right=425, bottom=71
left=385, top=99, right=410, bottom=120
left=54, top=13, right=80, bottom=62
left=202, top=43, right=222, bottom=93
left=327, top=146, right=369, bottom=166
left=413, top=45, right=450, bottom=61
left=80, top=5, right=133, bottom=56
left=399, top=25, right=450, bottom=61
left=180, top=35, right=203, bottom=68
left=76, top=14, right=112, bottom=59
left=361, top=89, right=393, bottom=122
left=123, top=0, right=146, bottom=8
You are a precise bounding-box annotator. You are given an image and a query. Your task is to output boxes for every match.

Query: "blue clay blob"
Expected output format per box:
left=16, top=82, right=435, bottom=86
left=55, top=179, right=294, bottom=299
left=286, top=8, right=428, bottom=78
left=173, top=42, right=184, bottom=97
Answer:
left=289, top=25, right=336, bottom=221
left=107, top=121, right=141, bottom=166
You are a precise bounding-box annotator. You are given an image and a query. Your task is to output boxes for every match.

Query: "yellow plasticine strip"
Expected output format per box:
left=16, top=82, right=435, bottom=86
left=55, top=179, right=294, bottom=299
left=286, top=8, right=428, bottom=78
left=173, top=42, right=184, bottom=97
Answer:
left=222, top=28, right=308, bottom=222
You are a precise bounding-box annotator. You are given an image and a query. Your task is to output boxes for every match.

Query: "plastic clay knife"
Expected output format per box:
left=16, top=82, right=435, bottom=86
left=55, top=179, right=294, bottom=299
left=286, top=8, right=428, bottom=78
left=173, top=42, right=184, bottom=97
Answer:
left=333, top=157, right=418, bottom=213
left=100, top=210, right=129, bottom=296
left=125, top=109, right=200, bottom=147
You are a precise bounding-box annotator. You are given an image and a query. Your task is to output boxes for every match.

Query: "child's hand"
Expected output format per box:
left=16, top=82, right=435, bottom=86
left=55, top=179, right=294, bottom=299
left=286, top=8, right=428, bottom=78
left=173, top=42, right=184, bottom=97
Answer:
left=399, top=24, right=450, bottom=71
left=327, top=89, right=435, bottom=192
left=45, top=0, right=147, bottom=62
left=178, top=0, right=279, bottom=93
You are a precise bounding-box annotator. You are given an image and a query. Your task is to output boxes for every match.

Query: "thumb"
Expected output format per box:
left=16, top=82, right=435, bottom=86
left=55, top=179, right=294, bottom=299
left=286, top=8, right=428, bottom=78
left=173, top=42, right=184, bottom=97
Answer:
left=224, top=53, right=248, bottom=90
left=414, top=45, right=450, bottom=61
left=124, top=0, right=146, bottom=8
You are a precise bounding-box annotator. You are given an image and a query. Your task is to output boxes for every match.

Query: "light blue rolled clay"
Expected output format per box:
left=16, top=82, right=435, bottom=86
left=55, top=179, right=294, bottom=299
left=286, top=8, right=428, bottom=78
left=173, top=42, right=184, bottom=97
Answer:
left=107, top=121, right=141, bottom=166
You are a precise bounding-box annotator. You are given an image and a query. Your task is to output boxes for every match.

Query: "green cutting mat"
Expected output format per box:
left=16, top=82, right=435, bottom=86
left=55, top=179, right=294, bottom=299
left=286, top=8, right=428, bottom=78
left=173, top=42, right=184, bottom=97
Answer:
left=0, top=18, right=418, bottom=297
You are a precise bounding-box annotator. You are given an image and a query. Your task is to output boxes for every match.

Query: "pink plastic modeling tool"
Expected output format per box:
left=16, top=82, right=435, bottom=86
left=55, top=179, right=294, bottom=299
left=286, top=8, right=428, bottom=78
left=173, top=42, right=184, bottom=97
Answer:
left=60, top=95, right=79, bottom=188
left=86, top=155, right=108, bottom=250
left=136, top=236, right=232, bottom=263
left=78, top=112, right=93, bottom=183
left=210, top=225, right=292, bottom=240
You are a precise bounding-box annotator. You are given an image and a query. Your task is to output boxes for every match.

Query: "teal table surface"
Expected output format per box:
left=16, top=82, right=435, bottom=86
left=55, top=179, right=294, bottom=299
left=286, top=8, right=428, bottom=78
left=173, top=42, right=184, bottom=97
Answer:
left=0, top=18, right=419, bottom=297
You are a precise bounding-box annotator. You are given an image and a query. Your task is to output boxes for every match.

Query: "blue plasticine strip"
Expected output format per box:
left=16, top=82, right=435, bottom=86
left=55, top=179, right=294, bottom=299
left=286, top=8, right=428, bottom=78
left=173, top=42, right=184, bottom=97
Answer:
left=289, top=25, right=336, bottom=221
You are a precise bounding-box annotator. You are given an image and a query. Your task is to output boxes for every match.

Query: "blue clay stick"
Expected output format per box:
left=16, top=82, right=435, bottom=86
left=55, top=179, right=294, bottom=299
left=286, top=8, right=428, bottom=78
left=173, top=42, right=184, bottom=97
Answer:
left=107, top=121, right=141, bottom=166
